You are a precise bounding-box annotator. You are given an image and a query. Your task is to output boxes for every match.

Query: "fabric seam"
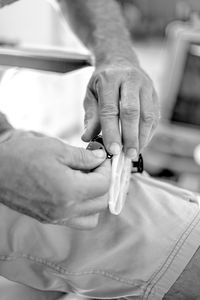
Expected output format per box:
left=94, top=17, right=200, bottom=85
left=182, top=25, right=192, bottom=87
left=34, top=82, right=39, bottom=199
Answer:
left=0, top=206, right=197, bottom=290
left=142, top=208, right=200, bottom=299
left=0, top=253, right=144, bottom=287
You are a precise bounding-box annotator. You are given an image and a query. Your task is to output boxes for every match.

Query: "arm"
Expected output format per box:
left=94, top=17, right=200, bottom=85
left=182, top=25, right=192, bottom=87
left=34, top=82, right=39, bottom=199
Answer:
left=58, top=0, right=139, bottom=67
left=58, top=0, right=160, bottom=158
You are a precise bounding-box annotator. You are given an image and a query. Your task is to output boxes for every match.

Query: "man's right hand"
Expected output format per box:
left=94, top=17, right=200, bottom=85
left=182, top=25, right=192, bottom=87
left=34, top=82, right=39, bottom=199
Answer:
left=0, top=129, right=111, bottom=230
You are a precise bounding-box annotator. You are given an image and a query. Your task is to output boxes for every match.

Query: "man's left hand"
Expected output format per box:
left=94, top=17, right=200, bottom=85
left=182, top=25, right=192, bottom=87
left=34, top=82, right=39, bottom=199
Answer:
left=82, top=62, right=159, bottom=159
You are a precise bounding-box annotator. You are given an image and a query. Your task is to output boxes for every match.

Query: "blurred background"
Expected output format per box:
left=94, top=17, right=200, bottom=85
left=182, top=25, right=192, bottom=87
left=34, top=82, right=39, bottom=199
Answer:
left=0, top=0, right=200, bottom=191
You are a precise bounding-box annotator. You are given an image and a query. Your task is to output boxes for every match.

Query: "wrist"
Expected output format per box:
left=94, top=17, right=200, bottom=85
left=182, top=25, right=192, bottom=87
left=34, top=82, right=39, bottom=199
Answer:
left=95, top=51, right=140, bottom=70
left=93, top=41, right=140, bottom=68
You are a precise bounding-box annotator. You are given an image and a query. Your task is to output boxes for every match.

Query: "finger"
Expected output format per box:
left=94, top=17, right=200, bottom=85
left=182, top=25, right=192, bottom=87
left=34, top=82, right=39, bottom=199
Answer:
left=82, top=88, right=101, bottom=142
left=59, top=195, right=108, bottom=220
left=74, top=195, right=108, bottom=217
left=96, top=79, right=121, bottom=155
left=66, top=214, right=100, bottom=230
left=42, top=159, right=110, bottom=223
left=139, top=88, right=160, bottom=151
left=75, top=159, right=111, bottom=199
left=120, top=81, right=140, bottom=159
left=60, top=145, right=107, bottom=171
left=139, top=88, right=154, bottom=151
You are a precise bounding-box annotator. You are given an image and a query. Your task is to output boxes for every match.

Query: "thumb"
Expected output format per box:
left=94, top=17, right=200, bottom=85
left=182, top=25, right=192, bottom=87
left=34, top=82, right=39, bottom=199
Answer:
left=65, top=146, right=107, bottom=171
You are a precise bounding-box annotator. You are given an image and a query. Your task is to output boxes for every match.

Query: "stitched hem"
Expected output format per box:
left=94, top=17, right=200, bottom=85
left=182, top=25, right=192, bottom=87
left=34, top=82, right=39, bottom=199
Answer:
left=143, top=196, right=200, bottom=300
left=0, top=253, right=143, bottom=287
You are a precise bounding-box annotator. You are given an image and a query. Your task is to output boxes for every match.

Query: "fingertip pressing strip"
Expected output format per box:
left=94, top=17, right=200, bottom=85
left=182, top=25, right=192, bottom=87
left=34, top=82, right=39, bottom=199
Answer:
left=108, top=151, right=132, bottom=215
left=87, top=135, right=143, bottom=215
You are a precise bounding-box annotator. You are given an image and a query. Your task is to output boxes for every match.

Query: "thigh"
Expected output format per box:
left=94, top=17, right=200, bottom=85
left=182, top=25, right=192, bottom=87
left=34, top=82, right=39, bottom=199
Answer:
left=164, top=247, right=200, bottom=300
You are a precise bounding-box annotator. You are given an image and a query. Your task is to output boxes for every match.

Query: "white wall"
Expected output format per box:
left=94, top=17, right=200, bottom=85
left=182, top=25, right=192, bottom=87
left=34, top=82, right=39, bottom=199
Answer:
left=0, top=0, right=53, bottom=46
left=0, top=0, right=89, bottom=51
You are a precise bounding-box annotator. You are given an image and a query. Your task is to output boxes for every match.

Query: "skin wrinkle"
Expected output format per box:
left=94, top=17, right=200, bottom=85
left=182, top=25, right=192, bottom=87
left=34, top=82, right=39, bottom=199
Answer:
left=99, top=103, right=119, bottom=118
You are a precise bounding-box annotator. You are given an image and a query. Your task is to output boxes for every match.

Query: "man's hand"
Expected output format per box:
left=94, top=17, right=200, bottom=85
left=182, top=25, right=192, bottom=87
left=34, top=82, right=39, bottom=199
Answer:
left=59, top=0, right=160, bottom=158
left=82, top=62, right=159, bottom=158
left=0, top=129, right=111, bottom=229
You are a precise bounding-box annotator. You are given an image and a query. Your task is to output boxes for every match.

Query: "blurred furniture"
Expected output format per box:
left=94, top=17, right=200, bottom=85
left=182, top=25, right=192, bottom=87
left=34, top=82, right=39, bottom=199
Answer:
left=0, top=46, right=92, bottom=73
left=118, top=0, right=200, bottom=38
left=144, top=18, right=200, bottom=192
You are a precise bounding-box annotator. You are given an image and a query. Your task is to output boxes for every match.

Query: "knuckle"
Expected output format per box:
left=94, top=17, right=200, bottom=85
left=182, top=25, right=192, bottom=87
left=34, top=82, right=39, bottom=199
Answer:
left=94, top=70, right=120, bottom=94
left=127, top=68, right=147, bottom=85
left=120, top=103, right=139, bottom=119
left=100, top=103, right=118, bottom=118
left=142, top=112, right=155, bottom=124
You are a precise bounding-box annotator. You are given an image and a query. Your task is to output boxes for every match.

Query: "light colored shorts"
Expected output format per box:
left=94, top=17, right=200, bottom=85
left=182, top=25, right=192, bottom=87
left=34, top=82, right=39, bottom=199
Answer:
left=0, top=174, right=200, bottom=300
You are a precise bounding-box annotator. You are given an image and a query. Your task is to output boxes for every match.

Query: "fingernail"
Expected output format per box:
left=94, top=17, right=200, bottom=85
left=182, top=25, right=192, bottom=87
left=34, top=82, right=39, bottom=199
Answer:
left=127, top=148, right=137, bottom=160
left=81, top=133, right=86, bottom=142
left=109, top=143, right=121, bottom=155
left=92, top=149, right=106, bottom=159
left=81, top=131, right=89, bottom=142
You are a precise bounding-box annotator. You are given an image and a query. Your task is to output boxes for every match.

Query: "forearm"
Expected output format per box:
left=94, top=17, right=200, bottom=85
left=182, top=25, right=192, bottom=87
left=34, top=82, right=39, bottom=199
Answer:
left=58, top=0, right=139, bottom=67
